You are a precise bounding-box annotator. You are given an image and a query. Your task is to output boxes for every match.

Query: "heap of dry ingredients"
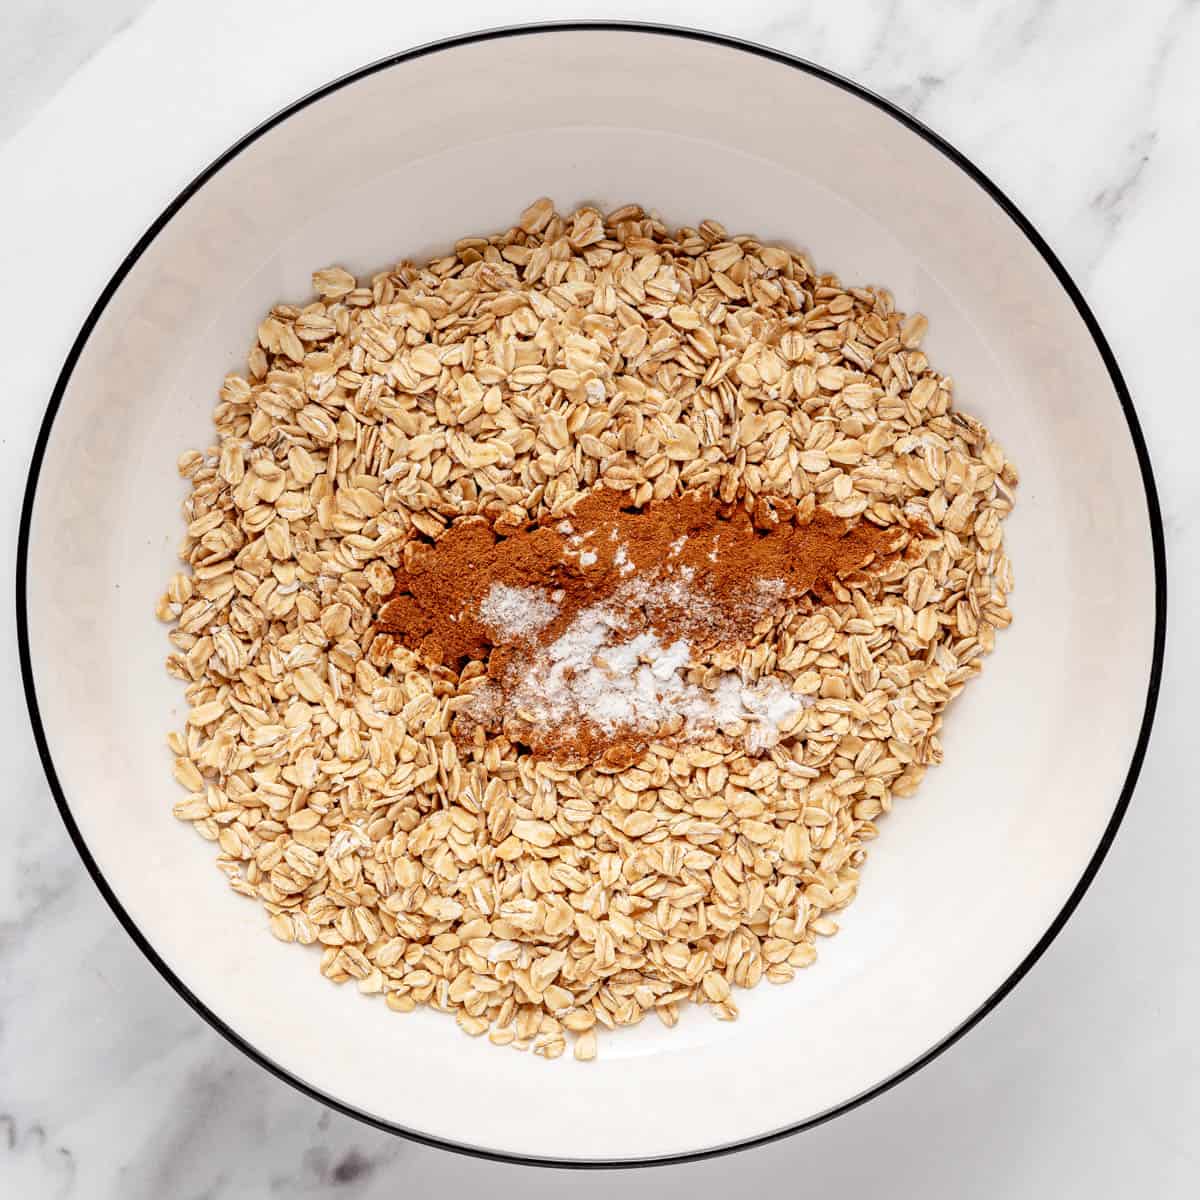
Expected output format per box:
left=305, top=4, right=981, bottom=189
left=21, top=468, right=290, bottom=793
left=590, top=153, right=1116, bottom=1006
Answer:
left=375, top=486, right=922, bottom=764
left=159, top=199, right=1017, bottom=1062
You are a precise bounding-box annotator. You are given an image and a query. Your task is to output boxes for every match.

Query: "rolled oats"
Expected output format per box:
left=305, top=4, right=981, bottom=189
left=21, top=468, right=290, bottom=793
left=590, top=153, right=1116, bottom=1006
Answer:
left=159, top=201, right=1016, bottom=1061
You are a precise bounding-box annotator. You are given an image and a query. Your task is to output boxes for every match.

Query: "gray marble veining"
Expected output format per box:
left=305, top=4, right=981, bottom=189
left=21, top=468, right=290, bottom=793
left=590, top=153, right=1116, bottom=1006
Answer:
left=0, top=0, right=155, bottom=141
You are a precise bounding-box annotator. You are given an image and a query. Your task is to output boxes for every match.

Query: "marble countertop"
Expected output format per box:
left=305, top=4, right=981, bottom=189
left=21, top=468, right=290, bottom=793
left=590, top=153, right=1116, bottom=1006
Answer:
left=2, top=1, right=1197, bottom=1196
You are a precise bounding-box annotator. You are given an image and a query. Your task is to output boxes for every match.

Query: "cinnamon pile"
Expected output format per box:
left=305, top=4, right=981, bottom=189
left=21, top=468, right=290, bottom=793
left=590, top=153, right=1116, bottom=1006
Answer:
left=379, top=489, right=903, bottom=658
left=375, top=488, right=916, bottom=763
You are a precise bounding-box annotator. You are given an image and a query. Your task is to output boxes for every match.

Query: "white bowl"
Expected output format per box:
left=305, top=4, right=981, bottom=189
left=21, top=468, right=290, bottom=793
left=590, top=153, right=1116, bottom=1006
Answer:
left=18, top=24, right=1165, bottom=1166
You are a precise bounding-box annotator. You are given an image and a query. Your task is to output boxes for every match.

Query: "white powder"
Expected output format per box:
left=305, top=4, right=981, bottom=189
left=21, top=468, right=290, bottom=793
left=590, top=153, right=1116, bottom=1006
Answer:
left=499, top=590, right=806, bottom=749
left=565, top=529, right=597, bottom=567
left=614, top=544, right=634, bottom=576
left=669, top=535, right=687, bottom=556
left=757, top=578, right=786, bottom=601
left=752, top=578, right=788, bottom=617
left=621, top=565, right=720, bottom=629
left=477, top=583, right=559, bottom=639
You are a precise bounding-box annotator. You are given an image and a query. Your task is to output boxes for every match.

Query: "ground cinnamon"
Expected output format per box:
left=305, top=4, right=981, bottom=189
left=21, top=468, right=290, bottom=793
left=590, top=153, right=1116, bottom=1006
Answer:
left=375, top=488, right=918, bottom=763
left=378, top=489, right=906, bottom=662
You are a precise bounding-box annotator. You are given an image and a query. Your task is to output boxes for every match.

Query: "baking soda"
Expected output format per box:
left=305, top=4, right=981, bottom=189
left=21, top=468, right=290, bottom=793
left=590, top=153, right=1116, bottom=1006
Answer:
left=490, top=579, right=806, bottom=749
left=477, top=583, right=559, bottom=639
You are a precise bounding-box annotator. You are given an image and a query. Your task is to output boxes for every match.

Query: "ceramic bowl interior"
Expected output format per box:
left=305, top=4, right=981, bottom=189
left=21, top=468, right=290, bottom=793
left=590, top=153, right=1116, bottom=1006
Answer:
left=19, top=26, right=1162, bottom=1165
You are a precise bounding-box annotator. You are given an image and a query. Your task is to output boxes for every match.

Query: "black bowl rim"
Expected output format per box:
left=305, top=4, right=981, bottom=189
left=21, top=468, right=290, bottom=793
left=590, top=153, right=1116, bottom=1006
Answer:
left=16, top=19, right=1167, bottom=1170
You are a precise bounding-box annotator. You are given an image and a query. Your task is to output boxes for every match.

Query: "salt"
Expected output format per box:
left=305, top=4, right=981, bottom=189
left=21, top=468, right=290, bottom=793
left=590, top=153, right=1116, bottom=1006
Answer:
left=651, top=639, right=690, bottom=681
left=496, top=582, right=806, bottom=749
left=477, top=583, right=559, bottom=639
